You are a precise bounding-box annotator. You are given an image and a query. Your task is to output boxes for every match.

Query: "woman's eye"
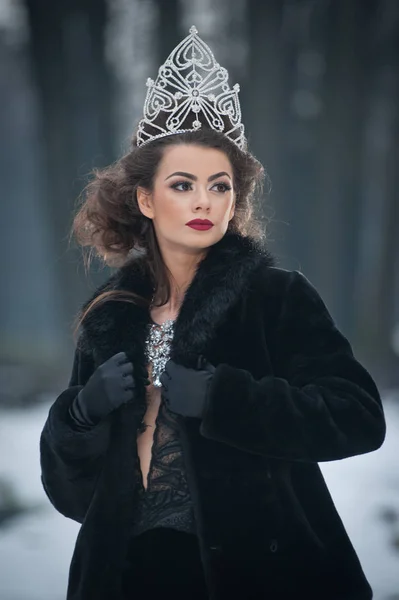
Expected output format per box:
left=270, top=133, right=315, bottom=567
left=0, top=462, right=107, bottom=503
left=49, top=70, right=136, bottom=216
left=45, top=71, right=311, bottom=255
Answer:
left=171, top=181, right=192, bottom=192
left=212, top=182, right=231, bottom=193
left=170, top=181, right=231, bottom=193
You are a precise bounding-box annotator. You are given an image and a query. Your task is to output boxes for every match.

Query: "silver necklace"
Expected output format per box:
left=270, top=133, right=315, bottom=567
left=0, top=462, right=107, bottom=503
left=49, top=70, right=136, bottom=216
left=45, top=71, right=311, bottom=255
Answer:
left=145, top=295, right=176, bottom=388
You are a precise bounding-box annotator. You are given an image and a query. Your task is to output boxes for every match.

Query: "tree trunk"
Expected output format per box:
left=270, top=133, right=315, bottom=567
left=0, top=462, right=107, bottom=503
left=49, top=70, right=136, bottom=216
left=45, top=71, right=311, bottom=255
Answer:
left=244, top=0, right=286, bottom=249
left=353, top=0, right=399, bottom=386
left=25, top=0, right=116, bottom=355
left=313, top=0, right=375, bottom=334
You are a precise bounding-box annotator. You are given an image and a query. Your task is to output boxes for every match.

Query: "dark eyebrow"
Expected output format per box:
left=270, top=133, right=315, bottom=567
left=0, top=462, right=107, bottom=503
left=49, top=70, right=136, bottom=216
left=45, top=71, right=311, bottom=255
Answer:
left=208, top=171, right=231, bottom=182
left=165, top=171, right=197, bottom=181
left=165, top=171, right=232, bottom=182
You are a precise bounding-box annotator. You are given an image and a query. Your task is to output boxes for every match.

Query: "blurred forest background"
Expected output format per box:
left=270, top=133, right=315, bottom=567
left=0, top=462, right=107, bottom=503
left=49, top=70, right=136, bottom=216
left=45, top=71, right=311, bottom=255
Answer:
left=0, top=1, right=399, bottom=599
left=1, top=0, right=399, bottom=393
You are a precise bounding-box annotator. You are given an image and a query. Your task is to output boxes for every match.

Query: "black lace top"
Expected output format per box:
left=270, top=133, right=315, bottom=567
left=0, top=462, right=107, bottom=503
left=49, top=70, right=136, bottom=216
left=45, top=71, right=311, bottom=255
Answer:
left=131, top=396, right=197, bottom=537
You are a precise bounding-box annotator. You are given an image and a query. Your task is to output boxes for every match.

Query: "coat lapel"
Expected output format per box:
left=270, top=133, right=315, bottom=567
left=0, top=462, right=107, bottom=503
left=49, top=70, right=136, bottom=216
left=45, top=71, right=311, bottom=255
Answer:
left=79, top=232, right=275, bottom=369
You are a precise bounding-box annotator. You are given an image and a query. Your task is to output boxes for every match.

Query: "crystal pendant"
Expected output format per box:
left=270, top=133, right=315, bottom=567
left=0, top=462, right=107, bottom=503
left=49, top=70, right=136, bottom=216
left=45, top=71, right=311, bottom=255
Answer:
left=144, top=319, right=175, bottom=387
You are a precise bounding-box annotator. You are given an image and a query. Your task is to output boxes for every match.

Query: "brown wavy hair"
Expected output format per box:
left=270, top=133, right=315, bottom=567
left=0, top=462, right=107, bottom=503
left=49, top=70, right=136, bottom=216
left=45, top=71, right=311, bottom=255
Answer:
left=70, top=118, right=269, bottom=344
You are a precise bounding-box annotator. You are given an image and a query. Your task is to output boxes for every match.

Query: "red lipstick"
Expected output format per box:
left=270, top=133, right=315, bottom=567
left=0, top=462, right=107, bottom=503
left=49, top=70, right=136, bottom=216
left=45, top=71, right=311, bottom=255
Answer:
left=186, top=219, right=214, bottom=230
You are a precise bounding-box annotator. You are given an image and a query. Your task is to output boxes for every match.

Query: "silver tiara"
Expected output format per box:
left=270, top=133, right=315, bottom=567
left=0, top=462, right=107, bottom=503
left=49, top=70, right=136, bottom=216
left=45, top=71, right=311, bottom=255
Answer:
left=136, top=26, right=246, bottom=150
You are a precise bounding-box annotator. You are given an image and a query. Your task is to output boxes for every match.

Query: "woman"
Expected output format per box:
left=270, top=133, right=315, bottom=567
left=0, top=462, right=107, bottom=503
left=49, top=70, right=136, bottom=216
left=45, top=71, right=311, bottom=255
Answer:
left=40, top=27, right=386, bottom=600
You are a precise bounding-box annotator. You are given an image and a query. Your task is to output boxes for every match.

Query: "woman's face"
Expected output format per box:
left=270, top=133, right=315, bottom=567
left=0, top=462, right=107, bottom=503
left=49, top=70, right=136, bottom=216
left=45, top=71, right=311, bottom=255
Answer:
left=137, top=144, right=235, bottom=256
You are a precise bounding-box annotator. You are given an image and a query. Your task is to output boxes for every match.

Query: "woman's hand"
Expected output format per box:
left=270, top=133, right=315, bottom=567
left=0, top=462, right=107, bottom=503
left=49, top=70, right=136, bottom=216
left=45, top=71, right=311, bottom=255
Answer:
left=159, top=356, right=216, bottom=418
left=69, top=351, right=149, bottom=428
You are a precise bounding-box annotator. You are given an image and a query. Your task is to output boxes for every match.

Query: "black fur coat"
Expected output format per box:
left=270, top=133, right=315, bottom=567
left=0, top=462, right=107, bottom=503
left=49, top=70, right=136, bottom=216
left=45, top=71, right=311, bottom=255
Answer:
left=40, top=232, right=386, bottom=599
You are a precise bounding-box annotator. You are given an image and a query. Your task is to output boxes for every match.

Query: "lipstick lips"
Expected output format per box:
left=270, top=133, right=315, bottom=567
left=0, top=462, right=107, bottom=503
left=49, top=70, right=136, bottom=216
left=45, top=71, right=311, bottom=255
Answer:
left=187, top=223, right=214, bottom=230
left=186, top=219, right=214, bottom=230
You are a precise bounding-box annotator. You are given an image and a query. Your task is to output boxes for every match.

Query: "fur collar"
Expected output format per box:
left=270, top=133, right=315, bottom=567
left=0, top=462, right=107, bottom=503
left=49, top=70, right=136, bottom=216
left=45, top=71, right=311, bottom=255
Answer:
left=79, top=232, right=275, bottom=370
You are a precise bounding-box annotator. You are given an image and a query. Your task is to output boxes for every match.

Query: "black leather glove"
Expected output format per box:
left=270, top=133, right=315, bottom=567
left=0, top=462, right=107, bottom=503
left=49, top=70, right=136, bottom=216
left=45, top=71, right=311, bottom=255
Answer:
left=69, top=351, right=150, bottom=428
left=159, top=355, right=216, bottom=419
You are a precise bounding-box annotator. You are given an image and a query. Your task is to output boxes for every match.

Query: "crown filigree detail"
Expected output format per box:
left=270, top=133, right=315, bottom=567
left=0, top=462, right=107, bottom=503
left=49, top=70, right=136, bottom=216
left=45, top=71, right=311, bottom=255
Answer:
left=136, top=26, right=246, bottom=150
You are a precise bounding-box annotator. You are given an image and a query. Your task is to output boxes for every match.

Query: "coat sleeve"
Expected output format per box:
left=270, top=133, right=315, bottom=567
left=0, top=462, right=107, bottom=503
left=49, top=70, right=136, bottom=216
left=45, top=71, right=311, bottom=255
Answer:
left=199, top=270, right=386, bottom=462
left=40, top=339, right=111, bottom=522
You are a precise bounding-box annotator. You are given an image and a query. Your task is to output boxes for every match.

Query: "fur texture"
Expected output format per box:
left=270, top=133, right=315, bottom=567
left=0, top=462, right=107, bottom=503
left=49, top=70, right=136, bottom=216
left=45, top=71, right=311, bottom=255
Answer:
left=40, top=232, right=386, bottom=599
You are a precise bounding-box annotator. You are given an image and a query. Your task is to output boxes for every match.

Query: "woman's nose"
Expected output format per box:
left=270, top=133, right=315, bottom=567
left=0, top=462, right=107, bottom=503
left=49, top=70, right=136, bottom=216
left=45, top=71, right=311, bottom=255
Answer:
left=195, top=187, right=211, bottom=206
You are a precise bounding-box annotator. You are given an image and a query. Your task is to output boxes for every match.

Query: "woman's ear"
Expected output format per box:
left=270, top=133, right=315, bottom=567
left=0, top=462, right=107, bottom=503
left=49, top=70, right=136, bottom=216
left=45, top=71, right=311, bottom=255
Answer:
left=137, top=187, right=154, bottom=220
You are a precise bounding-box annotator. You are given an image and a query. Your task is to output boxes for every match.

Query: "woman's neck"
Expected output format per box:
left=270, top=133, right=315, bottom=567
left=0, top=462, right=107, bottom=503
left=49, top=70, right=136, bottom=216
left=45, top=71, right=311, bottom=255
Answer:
left=152, top=279, right=189, bottom=313
left=152, top=295, right=183, bottom=316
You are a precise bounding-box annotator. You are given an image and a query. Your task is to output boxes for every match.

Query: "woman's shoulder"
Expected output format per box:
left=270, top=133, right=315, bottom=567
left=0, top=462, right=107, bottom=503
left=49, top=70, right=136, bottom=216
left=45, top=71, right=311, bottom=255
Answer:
left=80, top=256, right=150, bottom=312
left=80, top=269, right=125, bottom=313
left=251, top=263, right=331, bottom=322
left=251, top=263, right=304, bottom=297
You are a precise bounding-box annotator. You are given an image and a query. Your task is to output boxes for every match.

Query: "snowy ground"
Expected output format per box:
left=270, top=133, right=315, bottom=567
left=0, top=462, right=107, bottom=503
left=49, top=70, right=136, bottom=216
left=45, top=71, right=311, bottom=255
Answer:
left=0, top=395, right=398, bottom=600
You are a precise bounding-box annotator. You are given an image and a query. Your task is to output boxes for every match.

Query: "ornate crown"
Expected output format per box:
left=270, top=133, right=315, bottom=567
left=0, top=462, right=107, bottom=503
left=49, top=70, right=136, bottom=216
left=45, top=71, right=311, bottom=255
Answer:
left=136, top=26, right=246, bottom=150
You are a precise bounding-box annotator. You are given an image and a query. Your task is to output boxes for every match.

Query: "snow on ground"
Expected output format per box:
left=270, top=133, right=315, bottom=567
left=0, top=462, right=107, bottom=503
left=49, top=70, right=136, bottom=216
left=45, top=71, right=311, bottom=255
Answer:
left=0, top=400, right=80, bottom=600
left=0, top=395, right=398, bottom=600
left=320, top=393, right=399, bottom=600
